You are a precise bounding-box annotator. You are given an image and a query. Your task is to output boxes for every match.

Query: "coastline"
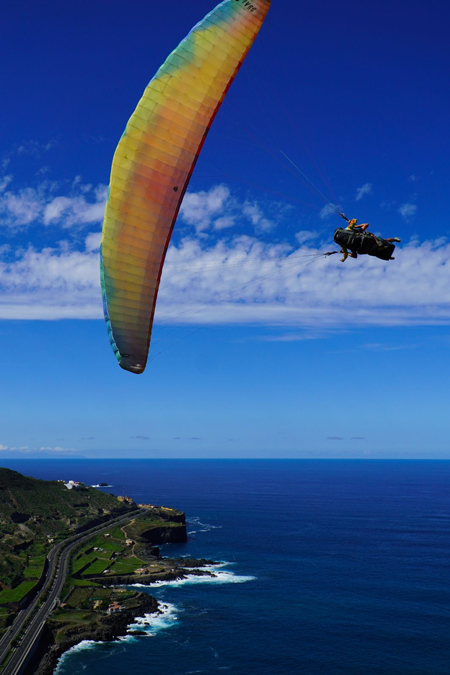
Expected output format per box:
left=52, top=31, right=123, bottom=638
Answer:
left=31, top=591, right=158, bottom=675
left=28, top=559, right=218, bottom=675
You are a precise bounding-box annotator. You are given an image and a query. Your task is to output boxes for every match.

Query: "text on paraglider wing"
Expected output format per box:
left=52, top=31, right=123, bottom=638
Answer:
left=233, top=0, right=258, bottom=13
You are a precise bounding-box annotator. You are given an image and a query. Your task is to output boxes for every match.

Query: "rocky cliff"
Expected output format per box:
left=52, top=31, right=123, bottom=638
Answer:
left=28, top=592, right=158, bottom=675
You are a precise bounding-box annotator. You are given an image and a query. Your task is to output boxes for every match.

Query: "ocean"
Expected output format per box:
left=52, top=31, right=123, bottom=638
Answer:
left=3, top=459, right=450, bottom=674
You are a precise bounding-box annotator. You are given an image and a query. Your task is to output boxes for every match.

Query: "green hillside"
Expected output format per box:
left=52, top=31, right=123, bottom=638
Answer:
left=0, top=467, right=134, bottom=598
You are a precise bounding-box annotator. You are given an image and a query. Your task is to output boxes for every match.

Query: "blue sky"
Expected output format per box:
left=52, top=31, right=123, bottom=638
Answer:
left=1, top=0, right=450, bottom=459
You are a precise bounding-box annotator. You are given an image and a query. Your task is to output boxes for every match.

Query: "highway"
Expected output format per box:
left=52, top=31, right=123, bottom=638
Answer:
left=0, top=509, right=143, bottom=675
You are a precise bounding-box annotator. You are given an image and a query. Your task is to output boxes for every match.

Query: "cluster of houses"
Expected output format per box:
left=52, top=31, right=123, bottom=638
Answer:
left=62, top=480, right=83, bottom=490
left=107, top=601, right=125, bottom=614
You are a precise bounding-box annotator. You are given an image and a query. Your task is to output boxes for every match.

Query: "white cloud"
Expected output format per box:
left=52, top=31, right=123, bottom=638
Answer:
left=319, top=203, right=340, bottom=220
left=295, top=230, right=318, bottom=245
left=0, top=187, right=43, bottom=227
left=214, top=216, right=235, bottom=231
left=39, top=446, right=67, bottom=451
left=179, top=185, right=280, bottom=235
left=0, top=179, right=106, bottom=231
left=242, top=201, right=275, bottom=233
left=43, top=196, right=73, bottom=223
left=0, top=175, right=12, bottom=192
left=180, top=184, right=231, bottom=233
left=362, top=342, right=415, bottom=352
left=0, top=244, right=102, bottom=319
left=398, top=202, right=417, bottom=220
left=258, top=332, right=323, bottom=342
left=85, top=232, right=102, bottom=252
left=0, top=175, right=448, bottom=329
left=14, top=139, right=57, bottom=157
left=0, top=445, right=72, bottom=453
left=155, top=236, right=450, bottom=329
left=43, top=185, right=107, bottom=228
left=355, top=183, right=373, bottom=201
left=1, top=233, right=450, bottom=327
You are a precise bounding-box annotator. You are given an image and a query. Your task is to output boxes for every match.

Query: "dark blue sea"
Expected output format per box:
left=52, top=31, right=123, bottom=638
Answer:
left=3, top=460, right=450, bottom=674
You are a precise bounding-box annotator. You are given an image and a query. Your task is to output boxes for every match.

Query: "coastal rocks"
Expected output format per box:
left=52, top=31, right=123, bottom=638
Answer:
left=173, top=558, right=216, bottom=568
left=133, top=543, right=160, bottom=559
left=28, top=593, right=158, bottom=675
left=155, top=508, right=186, bottom=524
left=97, top=566, right=216, bottom=588
left=138, top=524, right=187, bottom=544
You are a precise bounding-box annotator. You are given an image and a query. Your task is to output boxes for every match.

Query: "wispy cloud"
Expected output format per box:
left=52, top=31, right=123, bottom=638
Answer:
left=242, top=201, right=275, bottom=233
left=398, top=202, right=417, bottom=220
left=295, top=230, right=318, bottom=245
left=0, top=175, right=12, bottom=192
left=0, top=187, right=44, bottom=228
left=327, top=436, right=344, bottom=440
left=2, top=229, right=450, bottom=327
left=1, top=178, right=449, bottom=329
left=0, top=444, right=72, bottom=453
left=0, top=242, right=101, bottom=319
left=258, top=332, right=323, bottom=342
left=319, top=203, right=340, bottom=220
left=362, top=342, right=416, bottom=352
left=157, top=236, right=450, bottom=329
left=131, top=435, right=151, bottom=440
left=43, top=185, right=106, bottom=228
left=85, top=232, right=102, bottom=252
left=15, top=139, right=57, bottom=157
left=180, top=185, right=232, bottom=233
left=355, top=183, right=373, bottom=201
left=179, top=185, right=283, bottom=235
left=0, top=177, right=106, bottom=231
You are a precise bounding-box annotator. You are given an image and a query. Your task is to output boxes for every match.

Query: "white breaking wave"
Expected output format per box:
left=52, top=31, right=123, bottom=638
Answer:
left=54, top=605, right=178, bottom=672
left=186, top=516, right=223, bottom=533
left=54, top=640, right=97, bottom=673
left=127, top=602, right=179, bottom=637
left=132, top=568, right=255, bottom=589
left=54, top=564, right=254, bottom=671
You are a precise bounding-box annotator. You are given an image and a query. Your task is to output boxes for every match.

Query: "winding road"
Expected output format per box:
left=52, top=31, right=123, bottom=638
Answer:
left=0, top=508, right=144, bottom=675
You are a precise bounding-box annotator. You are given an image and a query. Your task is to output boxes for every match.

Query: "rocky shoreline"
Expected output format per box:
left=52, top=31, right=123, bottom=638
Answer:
left=31, top=592, right=157, bottom=675
left=94, top=558, right=217, bottom=587
left=27, top=559, right=218, bottom=675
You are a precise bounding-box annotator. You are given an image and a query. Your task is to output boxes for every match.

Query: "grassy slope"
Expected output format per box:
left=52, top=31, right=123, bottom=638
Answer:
left=0, top=468, right=130, bottom=527
left=0, top=468, right=187, bottom=644
left=0, top=467, right=134, bottom=602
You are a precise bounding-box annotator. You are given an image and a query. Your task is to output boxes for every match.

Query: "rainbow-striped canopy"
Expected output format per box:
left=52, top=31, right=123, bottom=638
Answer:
left=100, top=0, right=271, bottom=373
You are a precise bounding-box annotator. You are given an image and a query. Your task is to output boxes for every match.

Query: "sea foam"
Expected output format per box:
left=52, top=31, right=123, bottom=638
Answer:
left=54, top=640, right=98, bottom=673
left=132, top=567, right=255, bottom=589
left=54, top=605, right=177, bottom=672
left=127, top=602, right=179, bottom=637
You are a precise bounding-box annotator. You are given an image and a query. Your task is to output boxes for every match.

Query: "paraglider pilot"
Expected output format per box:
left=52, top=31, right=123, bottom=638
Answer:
left=334, top=215, right=401, bottom=262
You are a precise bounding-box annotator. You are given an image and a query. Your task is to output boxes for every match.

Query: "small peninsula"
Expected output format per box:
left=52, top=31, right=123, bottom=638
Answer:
left=0, top=468, right=216, bottom=675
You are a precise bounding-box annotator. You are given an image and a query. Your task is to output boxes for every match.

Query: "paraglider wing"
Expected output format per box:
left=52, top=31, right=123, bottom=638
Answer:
left=100, top=0, right=271, bottom=374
